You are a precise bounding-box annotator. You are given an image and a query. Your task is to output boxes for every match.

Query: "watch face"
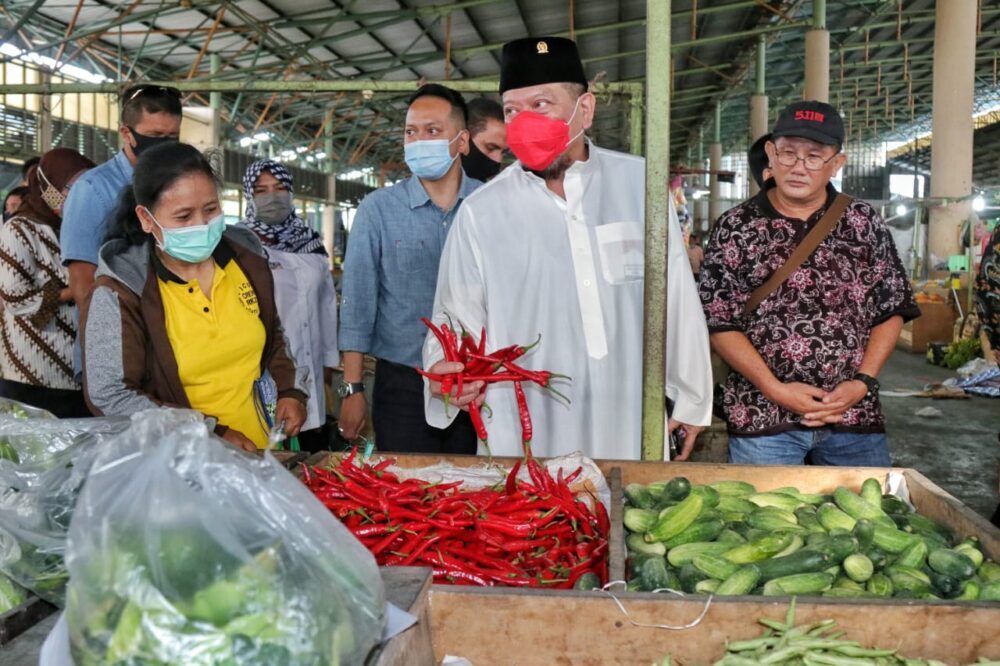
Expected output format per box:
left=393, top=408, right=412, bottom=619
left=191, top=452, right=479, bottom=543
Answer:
left=337, top=383, right=350, bottom=398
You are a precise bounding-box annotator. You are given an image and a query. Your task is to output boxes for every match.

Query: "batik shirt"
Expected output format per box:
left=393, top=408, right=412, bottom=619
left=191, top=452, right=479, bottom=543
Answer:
left=975, top=224, right=1000, bottom=365
left=699, top=182, right=920, bottom=436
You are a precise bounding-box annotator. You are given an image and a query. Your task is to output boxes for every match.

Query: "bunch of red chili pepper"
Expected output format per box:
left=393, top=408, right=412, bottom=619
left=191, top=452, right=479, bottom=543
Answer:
left=304, top=447, right=609, bottom=588
left=417, top=317, right=568, bottom=452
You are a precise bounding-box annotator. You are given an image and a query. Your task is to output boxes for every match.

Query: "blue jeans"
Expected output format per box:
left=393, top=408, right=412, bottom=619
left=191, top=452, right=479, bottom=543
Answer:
left=728, top=429, right=891, bottom=467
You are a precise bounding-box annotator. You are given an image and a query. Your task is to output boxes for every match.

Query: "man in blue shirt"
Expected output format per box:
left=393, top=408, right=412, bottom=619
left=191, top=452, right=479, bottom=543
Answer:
left=338, top=84, right=481, bottom=453
left=62, top=85, right=182, bottom=308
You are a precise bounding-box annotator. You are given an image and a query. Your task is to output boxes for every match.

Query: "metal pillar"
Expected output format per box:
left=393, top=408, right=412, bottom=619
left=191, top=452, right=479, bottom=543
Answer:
left=640, top=0, right=670, bottom=461
left=38, top=70, right=52, bottom=153
left=749, top=34, right=768, bottom=196
left=209, top=54, right=222, bottom=110
left=629, top=89, right=645, bottom=157
left=804, top=0, right=829, bottom=102
left=709, top=103, right=722, bottom=224
left=929, top=0, right=976, bottom=261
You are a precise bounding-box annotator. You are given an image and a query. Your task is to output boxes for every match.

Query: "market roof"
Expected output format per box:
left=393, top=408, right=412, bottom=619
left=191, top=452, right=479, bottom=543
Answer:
left=3, top=1, right=1000, bottom=177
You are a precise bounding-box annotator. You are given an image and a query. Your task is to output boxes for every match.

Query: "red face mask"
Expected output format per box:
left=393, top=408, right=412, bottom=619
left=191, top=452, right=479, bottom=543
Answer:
left=506, top=98, right=584, bottom=171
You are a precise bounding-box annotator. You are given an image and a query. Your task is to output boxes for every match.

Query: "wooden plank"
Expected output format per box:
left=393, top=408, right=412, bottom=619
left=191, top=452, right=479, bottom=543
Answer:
left=0, top=596, right=56, bottom=646
left=608, top=466, right=626, bottom=583
left=371, top=567, right=435, bottom=666
left=429, top=587, right=1000, bottom=665
left=904, top=468, right=1000, bottom=560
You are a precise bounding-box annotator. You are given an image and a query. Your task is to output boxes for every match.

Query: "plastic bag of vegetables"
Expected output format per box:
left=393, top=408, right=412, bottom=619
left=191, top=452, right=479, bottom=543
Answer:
left=0, top=415, right=128, bottom=605
left=64, top=409, right=385, bottom=666
left=0, top=404, right=128, bottom=469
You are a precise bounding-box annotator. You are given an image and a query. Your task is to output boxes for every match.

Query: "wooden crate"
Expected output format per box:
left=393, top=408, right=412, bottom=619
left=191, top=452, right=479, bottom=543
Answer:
left=0, top=596, right=56, bottom=646
left=897, top=301, right=957, bottom=352
left=428, top=587, right=1000, bottom=665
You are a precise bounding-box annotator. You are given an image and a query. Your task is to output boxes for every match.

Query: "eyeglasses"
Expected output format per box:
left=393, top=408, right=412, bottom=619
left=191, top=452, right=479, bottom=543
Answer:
left=774, top=148, right=839, bottom=171
left=123, top=85, right=182, bottom=103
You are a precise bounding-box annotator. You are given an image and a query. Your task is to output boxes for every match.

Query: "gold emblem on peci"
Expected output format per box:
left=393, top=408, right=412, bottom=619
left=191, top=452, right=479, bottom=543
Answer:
left=536, top=41, right=549, bottom=54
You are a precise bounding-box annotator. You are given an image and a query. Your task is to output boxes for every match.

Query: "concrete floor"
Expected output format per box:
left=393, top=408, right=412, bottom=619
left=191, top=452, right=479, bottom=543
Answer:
left=880, top=350, right=1000, bottom=521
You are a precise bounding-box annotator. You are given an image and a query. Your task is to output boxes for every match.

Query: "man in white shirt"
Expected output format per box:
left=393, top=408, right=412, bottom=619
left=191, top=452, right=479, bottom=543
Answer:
left=422, top=37, right=713, bottom=460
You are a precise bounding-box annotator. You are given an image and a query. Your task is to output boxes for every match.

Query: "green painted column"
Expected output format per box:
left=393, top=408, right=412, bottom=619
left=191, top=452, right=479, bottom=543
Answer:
left=640, top=0, right=671, bottom=460
left=750, top=35, right=768, bottom=196
left=804, top=0, right=829, bottom=101
left=709, top=102, right=722, bottom=224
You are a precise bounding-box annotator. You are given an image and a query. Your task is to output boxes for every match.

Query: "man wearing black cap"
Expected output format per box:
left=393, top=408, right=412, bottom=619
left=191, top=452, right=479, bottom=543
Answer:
left=699, top=100, right=919, bottom=466
left=421, top=37, right=713, bottom=461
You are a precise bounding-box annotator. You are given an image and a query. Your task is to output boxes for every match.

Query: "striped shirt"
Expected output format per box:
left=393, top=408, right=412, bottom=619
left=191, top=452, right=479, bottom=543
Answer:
left=0, top=216, right=77, bottom=390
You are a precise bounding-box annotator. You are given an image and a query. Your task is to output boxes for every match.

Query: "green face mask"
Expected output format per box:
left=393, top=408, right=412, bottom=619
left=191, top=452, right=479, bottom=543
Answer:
left=144, top=207, right=226, bottom=264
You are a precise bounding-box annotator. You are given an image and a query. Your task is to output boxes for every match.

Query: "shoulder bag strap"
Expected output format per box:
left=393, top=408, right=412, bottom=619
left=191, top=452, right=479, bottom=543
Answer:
left=742, top=193, right=853, bottom=317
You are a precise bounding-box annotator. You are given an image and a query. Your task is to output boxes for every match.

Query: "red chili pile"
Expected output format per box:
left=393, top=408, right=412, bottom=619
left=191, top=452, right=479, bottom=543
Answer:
left=416, top=317, right=568, bottom=451
left=304, top=447, right=609, bottom=588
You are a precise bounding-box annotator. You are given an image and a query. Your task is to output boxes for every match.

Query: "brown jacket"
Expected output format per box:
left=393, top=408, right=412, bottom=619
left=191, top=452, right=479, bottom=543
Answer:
left=81, top=226, right=307, bottom=435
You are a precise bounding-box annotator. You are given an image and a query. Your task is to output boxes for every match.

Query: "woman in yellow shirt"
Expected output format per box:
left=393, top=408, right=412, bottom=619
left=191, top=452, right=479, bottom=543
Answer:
left=81, top=143, right=305, bottom=451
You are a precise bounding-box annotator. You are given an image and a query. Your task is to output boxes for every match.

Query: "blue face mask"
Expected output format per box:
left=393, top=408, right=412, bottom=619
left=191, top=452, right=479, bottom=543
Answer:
left=404, top=134, right=461, bottom=181
left=144, top=207, right=226, bottom=264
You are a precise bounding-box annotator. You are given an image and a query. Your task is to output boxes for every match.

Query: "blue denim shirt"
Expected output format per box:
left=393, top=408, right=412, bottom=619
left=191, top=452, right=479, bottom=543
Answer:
left=339, top=172, right=481, bottom=367
left=60, top=150, right=134, bottom=266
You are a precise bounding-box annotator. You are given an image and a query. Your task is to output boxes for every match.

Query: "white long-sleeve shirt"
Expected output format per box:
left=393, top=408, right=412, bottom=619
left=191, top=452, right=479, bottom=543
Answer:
left=423, top=142, right=713, bottom=460
left=266, top=249, right=339, bottom=431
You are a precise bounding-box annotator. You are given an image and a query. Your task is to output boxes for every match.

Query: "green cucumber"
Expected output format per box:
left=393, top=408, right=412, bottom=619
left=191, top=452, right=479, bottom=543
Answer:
left=625, top=483, right=656, bottom=509
left=692, top=553, right=741, bottom=581
left=866, top=572, right=894, bottom=597
left=573, top=572, right=601, bottom=591
left=880, top=495, right=912, bottom=515
left=715, top=565, right=761, bottom=596
left=624, top=508, right=659, bottom=534
left=809, top=534, right=859, bottom=563
left=688, top=485, right=721, bottom=509
left=695, top=578, right=721, bottom=594
left=864, top=547, right=887, bottom=570
left=662, top=477, right=692, bottom=501
left=747, top=507, right=801, bottom=532
left=638, top=556, right=672, bottom=591
left=860, top=478, right=883, bottom=507
left=926, top=570, right=962, bottom=599
left=718, top=528, right=747, bottom=545
left=628, top=553, right=657, bottom=578
left=723, top=533, right=795, bottom=564
left=748, top=492, right=804, bottom=512
left=773, top=534, right=805, bottom=558
left=795, top=508, right=826, bottom=534
left=956, top=580, right=980, bottom=600
left=833, top=487, right=893, bottom=526
left=762, top=572, right=835, bottom=596
left=904, top=514, right=955, bottom=545
left=852, top=519, right=875, bottom=551
left=645, top=493, right=703, bottom=543
left=708, top=480, right=757, bottom=497
left=626, top=532, right=667, bottom=557
left=872, top=523, right=919, bottom=554
left=886, top=565, right=932, bottom=594
left=823, top=588, right=877, bottom=598
left=817, top=503, right=857, bottom=532
left=678, top=562, right=709, bottom=593
left=982, top=580, right=1000, bottom=601
left=928, top=549, right=977, bottom=580
left=843, top=553, right=874, bottom=583
left=755, top=548, right=832, bottom=581
left=955, top=543, right=985, bottom=569
left=666, top=541, right=733, bottom=567
left=978, top=560, right=1000, bottom=584
left=662, top=516, right=726, bottom=549
left=834, top=576, right=866, bottom=591
left=717, top=496, right=757, bottom=515
left=894, top=540, right=929, bottom=570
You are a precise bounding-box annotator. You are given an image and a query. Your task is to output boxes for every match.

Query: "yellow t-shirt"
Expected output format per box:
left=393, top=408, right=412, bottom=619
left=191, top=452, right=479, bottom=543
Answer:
left=158, top=253, right=269, bottom=448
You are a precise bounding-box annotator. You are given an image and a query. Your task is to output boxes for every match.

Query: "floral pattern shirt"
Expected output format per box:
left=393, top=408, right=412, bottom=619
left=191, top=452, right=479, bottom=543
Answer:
left=975, top=224, right=1000, bottom=366
left=699, top=183, right=920, bottom=436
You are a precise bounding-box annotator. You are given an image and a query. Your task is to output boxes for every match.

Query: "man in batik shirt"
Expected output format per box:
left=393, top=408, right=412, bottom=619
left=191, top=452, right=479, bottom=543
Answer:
left=700, top=101, right=920, bottom=466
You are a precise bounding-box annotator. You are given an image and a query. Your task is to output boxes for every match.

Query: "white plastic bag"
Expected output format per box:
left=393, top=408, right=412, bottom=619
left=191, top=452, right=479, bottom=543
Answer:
left=65, top=409, right=385, bottom=666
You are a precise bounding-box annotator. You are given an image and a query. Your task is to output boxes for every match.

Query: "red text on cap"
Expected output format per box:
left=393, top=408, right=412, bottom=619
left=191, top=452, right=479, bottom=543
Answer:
left=795, top=110, right=825, bottom=122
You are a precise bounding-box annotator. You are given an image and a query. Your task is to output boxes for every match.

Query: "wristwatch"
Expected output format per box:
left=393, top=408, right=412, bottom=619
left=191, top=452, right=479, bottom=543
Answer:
left=337, top=381, right=365, bottom=398
left=853, top=372, right=880, bottom=398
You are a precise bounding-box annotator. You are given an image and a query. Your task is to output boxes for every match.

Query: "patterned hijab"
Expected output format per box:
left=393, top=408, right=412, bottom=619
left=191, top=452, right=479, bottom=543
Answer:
left=239, top=160, right=326, bottom=255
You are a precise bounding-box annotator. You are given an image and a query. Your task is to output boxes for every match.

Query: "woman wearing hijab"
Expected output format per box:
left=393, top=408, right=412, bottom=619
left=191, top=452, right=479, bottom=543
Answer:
left=238, top=160, right=339, bottom=452
left=0, top=148, right=94, bottom=416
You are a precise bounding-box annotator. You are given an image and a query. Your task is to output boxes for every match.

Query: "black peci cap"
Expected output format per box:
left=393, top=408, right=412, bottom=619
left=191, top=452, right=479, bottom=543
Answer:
left=499, top=37, right=589, bottom=94
left=771, top=100, right=845, bottom=147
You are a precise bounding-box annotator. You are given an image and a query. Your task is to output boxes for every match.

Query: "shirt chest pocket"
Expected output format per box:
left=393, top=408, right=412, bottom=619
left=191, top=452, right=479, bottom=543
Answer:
left=393, top=239, right=432, bottom=275
left=595, top=222, right=644, bottom=285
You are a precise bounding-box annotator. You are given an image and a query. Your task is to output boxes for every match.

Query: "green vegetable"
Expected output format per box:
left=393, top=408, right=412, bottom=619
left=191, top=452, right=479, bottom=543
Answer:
left=756, top=549, right=832, bottom=581
left=904, top=514, right=955, bottom=545
left=678, top=562, right=709, bottom=593
left=886, top=565, right=932, bottom=594
left=808, top=534, right=859, bottom=563
left=860, top=478, right=883, bottom=507
left=692, top=553, right=741, bottom=581
left=645, top=493, right=703, bottom=543
left=866, top=572, right=894, bottom=597
left=747, top=507, right=801, bottom=532
left=926, top=570, right=962, bottom=599
left=773, top=534, right=805, bottom=558
left=843, top=553, right=874, bottom=583
left=624, top=483, right=656, bottom=509
left=666, top=541, right=734, bottom=567
left=864, top=547, right=888, bottom=569
left=954, top=543, right=985, bottom=569
left=872, top=523, right=919, bottom=553
left=981, top=580, right=1000, bottom=601
left=977, top=560, right=1000, bottom=584
left=0, top=573, right=28, bottom=613
left=626, top=532, right=666, bottom=557
left=833, top=487, right=893, bottom=527
left=716, top=565, right=761, bottom=596
left=688, top=485, right=721, bottom=509
left=624, top=507, right=659, bottom=534
left=748, top=492, right=804, bottom=512
left=955, top=580, right=980, bottom=600
left=928, top=548, right=977, bottom=580
left=852, top=519, right=875, bottom=551
left=762, top=572, right=834, bottom=596
left=662, top=516, right=726, bottom=549
left=662, top=477, right=692, bottom=502
left=695, top=578, right=721, bottom=594
left=833, top=576, right=865, bottom=591
left=817, top=502, right=856, bottom=532
left=723, top=533, right=795, bottom=564
left=718, top=528, right=747, bottom=545
left=717, top=496, right=757, bottom=515
left=638, top=556, right=672, bottom=591
left=709, top=480, right=756, bottom=497
left=894, top=540, right=929, bottom=570
left=881, top=495, right=912, bottom=515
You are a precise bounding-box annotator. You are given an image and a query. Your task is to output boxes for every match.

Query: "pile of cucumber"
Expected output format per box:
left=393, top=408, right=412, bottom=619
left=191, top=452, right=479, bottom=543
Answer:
left=624, top=477, right=1000, bottom=600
